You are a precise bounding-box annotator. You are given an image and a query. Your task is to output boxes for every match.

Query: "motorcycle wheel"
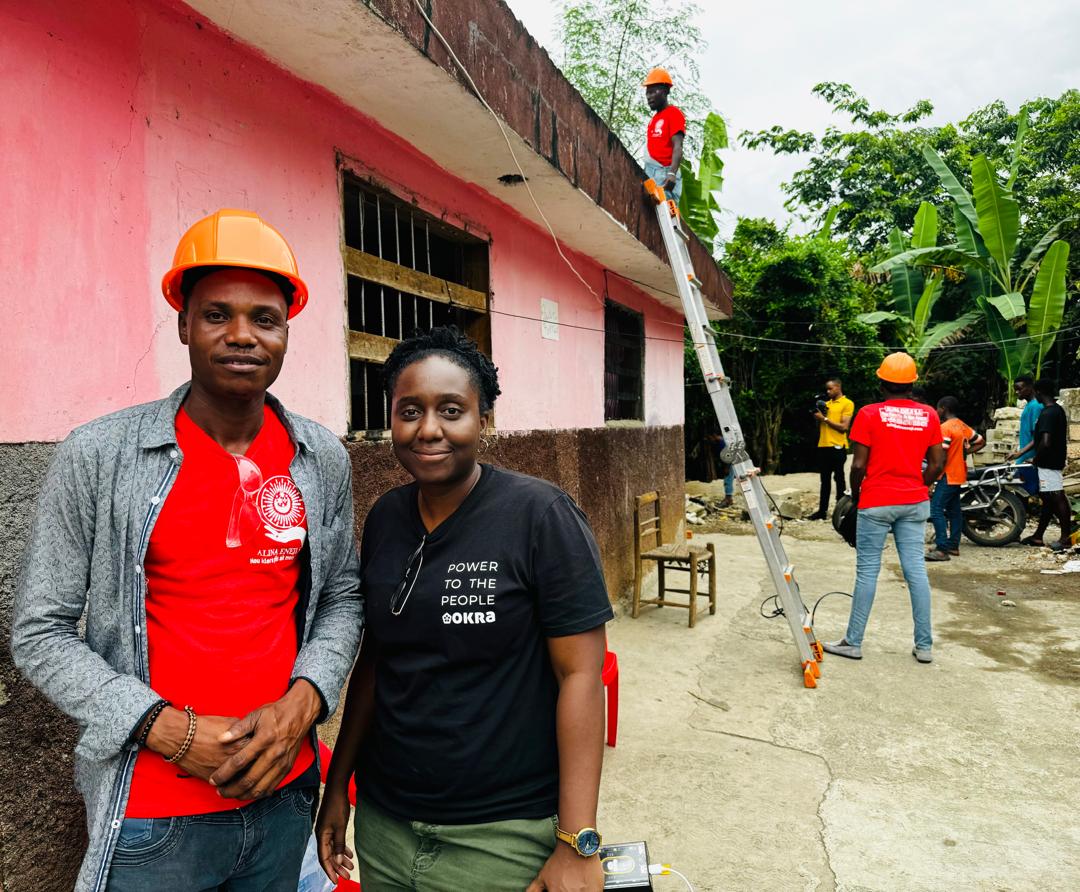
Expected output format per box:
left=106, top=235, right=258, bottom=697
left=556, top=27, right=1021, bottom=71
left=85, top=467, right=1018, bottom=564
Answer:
left=961, top=490, right=1026, bottom=547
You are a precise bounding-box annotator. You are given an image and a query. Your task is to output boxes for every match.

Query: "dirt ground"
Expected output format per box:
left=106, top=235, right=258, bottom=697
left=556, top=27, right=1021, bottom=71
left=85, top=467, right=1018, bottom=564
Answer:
left=597, top=472, right=1080, bottom=891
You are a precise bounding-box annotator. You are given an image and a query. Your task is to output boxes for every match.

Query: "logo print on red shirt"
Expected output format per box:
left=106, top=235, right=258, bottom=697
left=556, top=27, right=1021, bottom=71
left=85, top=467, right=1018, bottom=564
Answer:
left=226, top=457, right=307, bottom=548
left=259, top=476, right=306, bottom=544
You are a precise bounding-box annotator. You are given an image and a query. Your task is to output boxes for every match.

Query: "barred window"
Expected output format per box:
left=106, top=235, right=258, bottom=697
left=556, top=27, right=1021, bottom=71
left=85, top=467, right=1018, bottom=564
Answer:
left=342, top=175, right=489, bottom=434
left=604, top=300, right=644, bottom=421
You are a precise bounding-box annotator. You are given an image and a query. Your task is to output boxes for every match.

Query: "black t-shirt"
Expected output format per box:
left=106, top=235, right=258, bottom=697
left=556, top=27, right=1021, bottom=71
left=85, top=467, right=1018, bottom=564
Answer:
left=1033, top=402, right=1067, bottom=470
left=356, top=464, right=613, bottom=824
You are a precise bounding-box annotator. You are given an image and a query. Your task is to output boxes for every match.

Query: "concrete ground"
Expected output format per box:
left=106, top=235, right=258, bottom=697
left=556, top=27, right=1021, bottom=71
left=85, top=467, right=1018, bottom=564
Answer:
left=598, top=486, right=1080, bottom=891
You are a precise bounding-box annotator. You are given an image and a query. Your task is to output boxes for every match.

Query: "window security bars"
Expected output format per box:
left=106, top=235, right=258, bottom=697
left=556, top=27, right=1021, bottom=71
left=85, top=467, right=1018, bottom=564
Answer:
left=604, top=300, right=645, bottom=422
left=342, top=177, right=489, bottom=433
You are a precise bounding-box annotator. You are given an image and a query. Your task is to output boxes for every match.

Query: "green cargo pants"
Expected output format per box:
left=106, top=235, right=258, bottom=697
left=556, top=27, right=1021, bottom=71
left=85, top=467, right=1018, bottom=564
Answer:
left=355, top=796, right=558, bottom=891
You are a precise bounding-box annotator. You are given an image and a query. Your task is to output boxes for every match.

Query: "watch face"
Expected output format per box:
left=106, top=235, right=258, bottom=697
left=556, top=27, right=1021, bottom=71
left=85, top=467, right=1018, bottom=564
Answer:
left=576, top=829, right=601, bottom=857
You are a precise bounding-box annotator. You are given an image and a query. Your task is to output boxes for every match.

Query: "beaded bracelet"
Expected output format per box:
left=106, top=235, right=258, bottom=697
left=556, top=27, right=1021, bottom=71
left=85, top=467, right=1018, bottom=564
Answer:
left=137, top=699, right=170, bottom=748
left=164, top=706, right=197, bottom=764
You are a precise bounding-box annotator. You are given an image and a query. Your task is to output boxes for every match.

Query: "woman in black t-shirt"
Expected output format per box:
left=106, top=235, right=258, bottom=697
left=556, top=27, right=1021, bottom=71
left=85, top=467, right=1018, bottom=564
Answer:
left=316, top=327, right=612, bottom=892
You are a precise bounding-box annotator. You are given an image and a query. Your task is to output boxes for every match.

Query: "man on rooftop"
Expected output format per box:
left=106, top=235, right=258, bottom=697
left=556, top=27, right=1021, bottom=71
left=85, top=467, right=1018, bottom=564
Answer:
left=643, top=67, right=686, bottom=202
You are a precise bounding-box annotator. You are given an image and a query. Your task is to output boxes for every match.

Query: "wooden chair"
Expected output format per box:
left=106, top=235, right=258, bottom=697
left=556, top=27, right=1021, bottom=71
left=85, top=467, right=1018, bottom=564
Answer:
left=632, top=491, right=716, bottom=627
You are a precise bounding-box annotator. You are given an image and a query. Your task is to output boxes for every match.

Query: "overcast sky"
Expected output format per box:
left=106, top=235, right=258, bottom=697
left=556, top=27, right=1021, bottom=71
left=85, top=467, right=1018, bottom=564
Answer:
left=506, top=0, right=1080, bottom=241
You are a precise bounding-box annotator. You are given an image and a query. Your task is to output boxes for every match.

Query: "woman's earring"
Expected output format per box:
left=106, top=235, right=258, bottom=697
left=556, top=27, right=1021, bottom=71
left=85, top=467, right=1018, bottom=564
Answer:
left=479, top=434, right=492, bottom=454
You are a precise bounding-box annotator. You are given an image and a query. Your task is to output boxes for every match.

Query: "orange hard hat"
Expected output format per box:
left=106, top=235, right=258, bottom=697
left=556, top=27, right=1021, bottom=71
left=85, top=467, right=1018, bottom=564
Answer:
left=643, top=67, right=674, bottom=87
left=876, top=352, right=918, bottom=384
left=161, top=209, right=308, bottom=318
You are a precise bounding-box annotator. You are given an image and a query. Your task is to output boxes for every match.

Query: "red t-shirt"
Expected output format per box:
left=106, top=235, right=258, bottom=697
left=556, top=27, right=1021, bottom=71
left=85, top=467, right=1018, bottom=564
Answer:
left=849, top=400, right=942, bottom=509
left=647, top=105, right=686, bottom=166
left=126, top=405, right=314, bottom=818
left=940, top=417, right=975, bottom=485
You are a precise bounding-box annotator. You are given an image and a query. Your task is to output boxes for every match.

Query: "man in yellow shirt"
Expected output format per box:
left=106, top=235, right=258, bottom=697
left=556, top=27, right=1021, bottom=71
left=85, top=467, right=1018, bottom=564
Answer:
left=808, top=377, right=855, bottom=520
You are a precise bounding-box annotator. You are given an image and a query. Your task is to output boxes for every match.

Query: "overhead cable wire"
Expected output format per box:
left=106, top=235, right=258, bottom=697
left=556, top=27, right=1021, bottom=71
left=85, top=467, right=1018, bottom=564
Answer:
left=410, top=0, right=603, bottom=305
left=488, top=306, right=1080, bottom=354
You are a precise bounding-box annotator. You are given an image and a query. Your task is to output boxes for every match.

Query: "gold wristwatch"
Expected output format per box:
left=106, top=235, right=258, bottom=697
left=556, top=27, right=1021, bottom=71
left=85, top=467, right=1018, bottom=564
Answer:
left=555, top=825, right=602, bottom=857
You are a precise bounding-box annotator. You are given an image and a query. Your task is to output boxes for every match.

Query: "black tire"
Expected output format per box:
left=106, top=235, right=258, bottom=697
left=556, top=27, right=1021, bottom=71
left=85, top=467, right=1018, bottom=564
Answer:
left=961, top=489, right=1026, bottom=547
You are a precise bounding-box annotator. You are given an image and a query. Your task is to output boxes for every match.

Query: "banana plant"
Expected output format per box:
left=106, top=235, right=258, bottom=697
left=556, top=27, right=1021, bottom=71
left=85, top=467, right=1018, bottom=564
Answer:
left=678, top=112, right=727, bottom=242
left=871, top=108, right=1075, bottom=398
left=858, top=201, right=980, bottom=361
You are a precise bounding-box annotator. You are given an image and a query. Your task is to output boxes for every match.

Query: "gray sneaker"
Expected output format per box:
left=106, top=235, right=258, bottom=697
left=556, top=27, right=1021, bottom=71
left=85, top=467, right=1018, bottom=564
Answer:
left=912, top=647, right=933, bottom=664
left=822, top=639, right=862, bottom=660
left=925, top=549, right=950, bottom=562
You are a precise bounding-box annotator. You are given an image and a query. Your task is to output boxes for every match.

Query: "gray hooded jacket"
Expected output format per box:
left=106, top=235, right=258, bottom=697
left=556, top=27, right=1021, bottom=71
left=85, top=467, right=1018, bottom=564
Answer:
left=10, top=384, right=363, bottom=891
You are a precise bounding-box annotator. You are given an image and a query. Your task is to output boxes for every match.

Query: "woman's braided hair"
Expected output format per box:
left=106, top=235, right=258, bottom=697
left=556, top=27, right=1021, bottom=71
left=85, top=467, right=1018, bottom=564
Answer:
left=382, top=326, right=501, bottom=413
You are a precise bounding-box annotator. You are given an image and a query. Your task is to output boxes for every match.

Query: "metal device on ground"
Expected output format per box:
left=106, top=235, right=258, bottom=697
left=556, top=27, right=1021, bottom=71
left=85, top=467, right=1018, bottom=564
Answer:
left=643, top=179, right=824, bottom=687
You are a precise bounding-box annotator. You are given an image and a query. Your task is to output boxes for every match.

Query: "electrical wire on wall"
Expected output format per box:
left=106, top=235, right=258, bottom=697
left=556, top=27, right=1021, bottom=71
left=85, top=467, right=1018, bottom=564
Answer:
left=410, top=0, right=603, bottom=306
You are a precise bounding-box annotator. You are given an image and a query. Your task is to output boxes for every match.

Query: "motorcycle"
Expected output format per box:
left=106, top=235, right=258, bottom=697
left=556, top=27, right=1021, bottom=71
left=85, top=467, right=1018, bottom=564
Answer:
left=831, top=462, right=1030, bottom=548
left=956, top=463, right=1030, bottom=546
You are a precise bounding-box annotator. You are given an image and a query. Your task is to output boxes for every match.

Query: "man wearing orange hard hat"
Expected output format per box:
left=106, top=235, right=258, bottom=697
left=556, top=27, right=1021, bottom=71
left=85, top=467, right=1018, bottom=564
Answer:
left=822, top=352, right=945, bottom=665
left=13, top=209, right=362, bottom=890
left=643, top=66, right=685, bottom=202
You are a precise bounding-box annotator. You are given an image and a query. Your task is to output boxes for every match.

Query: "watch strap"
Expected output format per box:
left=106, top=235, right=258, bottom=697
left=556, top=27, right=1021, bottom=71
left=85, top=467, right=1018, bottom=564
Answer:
left=554, top=826, right=577, bottom=848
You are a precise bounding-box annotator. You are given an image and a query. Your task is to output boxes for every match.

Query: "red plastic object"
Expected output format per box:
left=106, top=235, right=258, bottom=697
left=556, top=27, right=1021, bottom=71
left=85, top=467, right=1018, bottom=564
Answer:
left=602, top=645, right=619, bottom=748
left=335, top=880, right=362, bottom=892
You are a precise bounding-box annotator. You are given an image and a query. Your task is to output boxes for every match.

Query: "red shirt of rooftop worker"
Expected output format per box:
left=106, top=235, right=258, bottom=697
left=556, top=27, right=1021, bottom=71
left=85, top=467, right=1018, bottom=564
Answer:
left=126, top=405, right=314, bottom=818
left=647, top=105, right=686, bottom=167
left=849, top=400, right=943, bottom=509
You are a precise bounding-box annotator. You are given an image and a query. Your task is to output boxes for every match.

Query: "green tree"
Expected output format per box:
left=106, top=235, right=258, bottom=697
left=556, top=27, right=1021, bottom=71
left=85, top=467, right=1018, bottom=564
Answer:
left=875, top=135, right=1074, bottom=400
left=558, top=0, right=712, bottom=155
left=745, top=85, right=1080, bottom=384
left=686, top=219, right=883, bottom=473
left=858, top=201, right=980, bottom=364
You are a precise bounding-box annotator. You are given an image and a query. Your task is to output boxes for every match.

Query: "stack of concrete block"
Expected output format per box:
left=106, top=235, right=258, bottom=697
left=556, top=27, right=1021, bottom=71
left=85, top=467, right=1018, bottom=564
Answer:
left=1059, top=387, right=1080, bottom=438
left=976, top=405, right=1021, bottom=466
left=1059, top=387, right=1080, bottom=463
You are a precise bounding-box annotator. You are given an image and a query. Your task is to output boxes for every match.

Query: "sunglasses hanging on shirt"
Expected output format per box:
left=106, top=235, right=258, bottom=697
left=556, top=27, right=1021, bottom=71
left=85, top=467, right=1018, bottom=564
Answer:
left=390, top=536, right=426, bottom=616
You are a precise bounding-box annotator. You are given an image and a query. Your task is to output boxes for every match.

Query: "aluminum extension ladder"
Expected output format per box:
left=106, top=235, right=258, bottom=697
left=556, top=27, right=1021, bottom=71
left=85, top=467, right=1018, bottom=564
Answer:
left=644, top=180, right=824, bottom=687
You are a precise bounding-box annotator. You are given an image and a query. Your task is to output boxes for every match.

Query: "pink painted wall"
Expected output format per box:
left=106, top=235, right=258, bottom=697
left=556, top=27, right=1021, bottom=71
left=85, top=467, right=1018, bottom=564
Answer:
left=0, top=0, right=685, bottom=442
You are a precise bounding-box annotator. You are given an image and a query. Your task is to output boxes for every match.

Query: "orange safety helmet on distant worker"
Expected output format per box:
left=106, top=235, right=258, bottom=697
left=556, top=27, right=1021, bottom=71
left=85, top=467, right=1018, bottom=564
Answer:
left=161, top=209, right=309, bottom=318
left=876, top=352, right=918, bottom=384
left=642, top=67, right=674, bottom=87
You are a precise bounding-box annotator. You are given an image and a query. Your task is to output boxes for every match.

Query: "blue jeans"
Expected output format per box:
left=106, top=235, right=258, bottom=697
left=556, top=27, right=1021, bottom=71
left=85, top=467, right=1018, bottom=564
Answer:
left=106, top=786, right=316, bottom=891
left=723, top=463, right=734, bottom=497
left=644, top=158, right=682, bottom=202
left=930, top=481, right=963, bottom=551
left=845, top=502, right=933, bottom=650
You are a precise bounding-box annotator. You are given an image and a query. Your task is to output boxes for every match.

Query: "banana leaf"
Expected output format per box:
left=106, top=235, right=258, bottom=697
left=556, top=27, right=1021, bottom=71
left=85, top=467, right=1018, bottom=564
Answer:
left=888, top=226, right=907, bottom=256
left=1028, top=239, right=1070, bottom=367
left=871, top=246, right=983, bottom=273
left=986, top=292, right=1025, bottom=321
left=978, top=297, right=1033, bottom=384
left=857, top=310, right=904, bottom=324
left=954, top=204, right=995, bottom=301
left=888, top=260, right=923, bottom=318
left=922, top=146, right=979, bottom=232
left=971, top=153, right=1019, bottom=274
left=1019, top=217, right=1077, bottom=276
left=697, top=111, right=728, bottom=198
left=917, top=310, right=981, bottom=357
left=818, top=206, right=839, bottom=241
left=912, top=270, right=944, bottom=339
left=678, top=161, right=719, bottom=242
left=1007, top=106, right=1029, bottom=191
left=911, top=201, right=938, bottom=250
